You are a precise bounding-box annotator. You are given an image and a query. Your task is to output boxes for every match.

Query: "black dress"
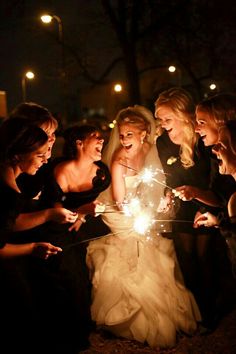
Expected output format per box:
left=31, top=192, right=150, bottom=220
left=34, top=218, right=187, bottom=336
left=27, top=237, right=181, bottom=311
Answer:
left=156, top=131, right=229, bottom=328
left=0, top=180, right=38, bottom=353
left=10, top=159, right=111, bottom=353
left=29, top=159, right=111, bottom=353
left=156, top=131, right=219, bottom=233
left=39, top=159, right=112, bottom=246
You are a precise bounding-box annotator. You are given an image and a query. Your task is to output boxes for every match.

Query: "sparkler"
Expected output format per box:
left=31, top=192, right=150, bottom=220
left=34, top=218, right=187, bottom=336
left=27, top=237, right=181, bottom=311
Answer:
left=89, top=162, right=195, bottom=258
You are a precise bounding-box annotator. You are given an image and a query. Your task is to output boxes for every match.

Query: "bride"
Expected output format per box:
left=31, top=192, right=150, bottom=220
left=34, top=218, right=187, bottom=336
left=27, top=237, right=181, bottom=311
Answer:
left=86, top=105, right=201, bottom=348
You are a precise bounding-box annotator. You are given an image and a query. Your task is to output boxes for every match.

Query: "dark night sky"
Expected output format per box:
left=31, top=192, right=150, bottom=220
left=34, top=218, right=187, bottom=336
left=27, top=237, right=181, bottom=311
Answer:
left=0, top=0, right=118, bottom=117
left=1, top=0, right=236, bottom=120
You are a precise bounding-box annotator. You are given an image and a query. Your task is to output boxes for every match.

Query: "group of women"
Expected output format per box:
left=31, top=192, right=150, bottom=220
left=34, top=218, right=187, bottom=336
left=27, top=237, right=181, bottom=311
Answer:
left=1, top=88, right=236, bottom=353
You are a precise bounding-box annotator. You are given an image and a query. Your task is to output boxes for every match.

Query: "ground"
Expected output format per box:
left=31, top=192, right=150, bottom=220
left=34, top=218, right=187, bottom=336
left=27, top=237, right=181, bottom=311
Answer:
left=81, top=305, right=236, bottom=354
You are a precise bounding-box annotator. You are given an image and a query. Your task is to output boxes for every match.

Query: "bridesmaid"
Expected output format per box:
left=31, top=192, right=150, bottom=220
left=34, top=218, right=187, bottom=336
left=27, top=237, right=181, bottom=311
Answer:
left=0, top=117, right=76, bottom=353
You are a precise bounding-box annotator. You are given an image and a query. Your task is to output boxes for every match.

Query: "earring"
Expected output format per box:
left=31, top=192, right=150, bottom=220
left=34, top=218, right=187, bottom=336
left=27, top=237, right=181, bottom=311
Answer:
left=141, top=138, right=144, bottom=144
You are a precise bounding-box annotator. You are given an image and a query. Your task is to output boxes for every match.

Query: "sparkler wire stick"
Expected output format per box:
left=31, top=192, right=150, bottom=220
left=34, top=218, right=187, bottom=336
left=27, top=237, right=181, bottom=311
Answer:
left=119, top=162, right=172, bottom=190
left=137, top=240, right=140, bottom=257
left=63, top=218, right=193, bottom=250
left=153, top=219, right=193, bottom=223
left=119, top=162, right=206, bottom=206
left=119, top=162, right=168, bottom=175
left=64, top=230, right=126, bottom=247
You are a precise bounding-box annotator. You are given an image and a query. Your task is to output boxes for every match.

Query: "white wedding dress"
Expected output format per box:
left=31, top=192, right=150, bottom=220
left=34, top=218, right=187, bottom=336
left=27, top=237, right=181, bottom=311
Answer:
left=86, top=146, right=201, bottom=348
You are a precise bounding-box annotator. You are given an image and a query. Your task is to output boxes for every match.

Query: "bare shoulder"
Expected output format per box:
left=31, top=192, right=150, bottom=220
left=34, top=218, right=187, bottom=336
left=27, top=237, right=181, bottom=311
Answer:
left=111, top=148, right=127, bottom=174
left=112, top=148, right=126, bottom=165
left=54, top=160, right=71, bottom=179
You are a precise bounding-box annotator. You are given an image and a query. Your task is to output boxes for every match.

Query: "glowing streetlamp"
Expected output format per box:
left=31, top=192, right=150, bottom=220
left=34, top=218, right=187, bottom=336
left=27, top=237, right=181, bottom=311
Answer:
left=40, top=14, right=65, bottom=77
left=209, top=83, right=217, bottom=91
left=113, top=83, right=122, bottom=93
left=40, top=14, right=67, bottom=123
left=168, top=65, right=182, bottom=86
left=21, top=71, right=35, bottom=102
left=168, top=65, right=176, bottom=73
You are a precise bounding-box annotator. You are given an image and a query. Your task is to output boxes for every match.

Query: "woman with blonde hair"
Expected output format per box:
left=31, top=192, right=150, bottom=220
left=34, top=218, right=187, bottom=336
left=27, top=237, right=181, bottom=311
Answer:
left=86, top=105, right=201, bottom=348
left=155, top=87, right=222, bottom=332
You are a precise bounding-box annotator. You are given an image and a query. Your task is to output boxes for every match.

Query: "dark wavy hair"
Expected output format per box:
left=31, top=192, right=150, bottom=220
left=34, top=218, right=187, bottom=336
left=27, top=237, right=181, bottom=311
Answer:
left=62, top=124, right=101, bottom=159
left=197, top=93, right=236, bottom=125
left=222, top=120, right=236, bottom=155
left=0, top=117, right=48, bottom=164
left=9, top=101, right=58, bottom=130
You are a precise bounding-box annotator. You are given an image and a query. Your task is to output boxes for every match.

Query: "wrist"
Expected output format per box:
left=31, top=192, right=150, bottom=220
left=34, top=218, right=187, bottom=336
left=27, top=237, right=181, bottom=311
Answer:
left=78, top=215, right=86, bottom=223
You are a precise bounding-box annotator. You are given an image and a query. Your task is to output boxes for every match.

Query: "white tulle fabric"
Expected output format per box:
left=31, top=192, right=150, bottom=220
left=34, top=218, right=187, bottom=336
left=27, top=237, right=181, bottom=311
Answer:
left=86, top=144, right=201, bottom=348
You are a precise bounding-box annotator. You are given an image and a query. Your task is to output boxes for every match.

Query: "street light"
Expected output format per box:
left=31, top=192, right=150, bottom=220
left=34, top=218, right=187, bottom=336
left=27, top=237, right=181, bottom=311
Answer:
left=113, top=83, right=122, bottom=93
left=40, top=14, right=65, bottom=78
left=209, top=83, right=217, bottom=91
left=21, top=71, right=35, bottom=102
left=40, top=14, right=67, bottom=123
left=168, top=65, right=182, bottom=86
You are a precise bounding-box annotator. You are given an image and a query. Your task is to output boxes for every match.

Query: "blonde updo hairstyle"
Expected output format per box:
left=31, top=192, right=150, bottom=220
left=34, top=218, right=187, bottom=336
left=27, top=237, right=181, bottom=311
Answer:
left=102, top=105, right=156, bottom=168
left=154, top=87, right=197, bottom=169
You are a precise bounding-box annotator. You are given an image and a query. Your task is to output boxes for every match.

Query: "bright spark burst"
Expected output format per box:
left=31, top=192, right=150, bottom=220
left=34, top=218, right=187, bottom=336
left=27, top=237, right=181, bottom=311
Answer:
left=133, top=213, right=152, bottom=234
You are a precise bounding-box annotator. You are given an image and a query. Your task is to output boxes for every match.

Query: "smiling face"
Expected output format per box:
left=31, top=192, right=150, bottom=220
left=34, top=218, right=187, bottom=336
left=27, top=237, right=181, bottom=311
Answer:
left=195, top=107, right=219, bottom=146
left=82, top=131, right=104, bottom=161
left=118, top=123, right=146, bottom=153
left=212, top=128, right=236, bottom=177
left=18, top=142, right=49, bottom=175
left=155, top=105, right=184, bottom=144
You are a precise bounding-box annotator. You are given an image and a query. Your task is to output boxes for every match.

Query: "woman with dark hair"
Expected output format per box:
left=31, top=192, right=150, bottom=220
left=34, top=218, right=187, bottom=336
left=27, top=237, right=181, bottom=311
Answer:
left=0, top=117, right=78, bottom=353
left=38, top=124, right=111, bottom=353
left=9, top=101, right=58, bottom=158
left=9, top=101, right=59, bottom=198
left=0, top=117, right=73, bottom=257
left=41, top=124, right=111, bottom=240
left=194, top=120, right=236, bottom=277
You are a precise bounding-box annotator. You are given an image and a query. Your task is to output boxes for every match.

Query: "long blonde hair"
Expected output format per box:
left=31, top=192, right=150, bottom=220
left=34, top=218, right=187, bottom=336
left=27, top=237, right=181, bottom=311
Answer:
left=154, top=87, right=197, bottom=169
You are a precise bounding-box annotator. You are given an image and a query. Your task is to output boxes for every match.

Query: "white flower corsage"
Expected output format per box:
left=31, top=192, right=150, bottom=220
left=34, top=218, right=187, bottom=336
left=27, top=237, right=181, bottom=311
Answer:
left=167, top=156, right=178, bottom=165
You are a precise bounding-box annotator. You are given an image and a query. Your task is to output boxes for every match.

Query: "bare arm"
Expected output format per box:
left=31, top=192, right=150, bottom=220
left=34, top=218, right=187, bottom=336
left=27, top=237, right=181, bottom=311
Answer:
left=0, top=242, right=62, bottom=259
left=111, top=160, right=126, bottom=207
left=13, top=208, right=78, bottom=231
left=173, top=185, right=222, bottom=207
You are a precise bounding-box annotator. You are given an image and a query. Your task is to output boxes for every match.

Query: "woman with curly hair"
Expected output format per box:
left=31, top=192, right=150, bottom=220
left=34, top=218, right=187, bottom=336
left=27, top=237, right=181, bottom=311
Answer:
left=155, top=87, right=222, bottom=332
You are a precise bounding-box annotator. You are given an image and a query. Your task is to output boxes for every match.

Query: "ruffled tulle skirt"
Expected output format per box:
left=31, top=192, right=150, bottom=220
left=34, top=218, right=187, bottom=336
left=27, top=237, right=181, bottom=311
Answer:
left=86, top=233, right=201, bottom=348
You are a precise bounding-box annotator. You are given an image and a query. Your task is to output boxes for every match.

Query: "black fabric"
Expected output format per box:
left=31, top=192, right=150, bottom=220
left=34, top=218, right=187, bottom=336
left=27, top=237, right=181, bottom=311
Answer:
left=13, top=157, right=111, bottom=352
left=16, top=162, right=51, bottom=199
left=40, top=158, right=111, bottom=209
left=0, top=180, right=24, bottom=248
left=156, top=131, right=236, bottom=328
left=156, top=131, right=219, bottom=233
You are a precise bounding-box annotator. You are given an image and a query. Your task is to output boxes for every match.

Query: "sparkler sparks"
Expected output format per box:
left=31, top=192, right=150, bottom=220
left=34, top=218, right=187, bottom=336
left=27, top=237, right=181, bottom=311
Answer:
left=98, top=164, right=191, bottom=240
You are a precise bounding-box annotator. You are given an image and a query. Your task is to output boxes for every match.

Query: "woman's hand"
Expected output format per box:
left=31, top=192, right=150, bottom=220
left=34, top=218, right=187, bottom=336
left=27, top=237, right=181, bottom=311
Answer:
left=68, top=214, right=86, bottom=232
left=32, top=242, right=62, bottom=259
left=173, top=185, right=197, bottom=201
left=77, top=200, right=104, bottom=215
left=49, top=208, right=78, bottom=224
left=193, top=211, right=219, bottom=228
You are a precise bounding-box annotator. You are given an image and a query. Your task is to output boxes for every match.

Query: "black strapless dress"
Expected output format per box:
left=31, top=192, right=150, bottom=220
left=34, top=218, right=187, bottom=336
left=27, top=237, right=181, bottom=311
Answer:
left=26, top=159, right=111, bottom=353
